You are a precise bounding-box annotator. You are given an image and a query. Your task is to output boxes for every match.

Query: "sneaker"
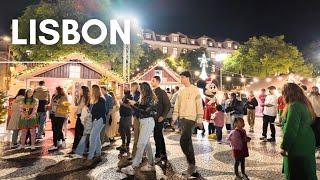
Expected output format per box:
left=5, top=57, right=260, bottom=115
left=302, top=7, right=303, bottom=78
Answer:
left=267, top=138, right=276, bottom=142
left=17, top=145, right=25, bottom=150
left=242, top=173, right=249, bottom=180
left=259, top=137, right=267, bottom=141
left=93, top=156, right=102, bottom=163
left=116, top=145, right=125, bottom=151
left=48, top=146, right=58, bottom=151
left=30, top=145, right=36, bottom=150
left=57, top=140, right=62, bottom=147
left=140, top=164, right=154, bottom=172
left=121, top=165, right=135, bottom=175
left=73, top=154, right=83, bottom=159
left=10, top=144, right=18, bottom=149
left=36, top=136, right=43, bottom=140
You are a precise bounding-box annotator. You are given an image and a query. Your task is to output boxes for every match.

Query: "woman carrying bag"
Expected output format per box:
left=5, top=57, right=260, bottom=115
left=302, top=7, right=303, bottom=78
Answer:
left=75, top=85, right=106, bottom=165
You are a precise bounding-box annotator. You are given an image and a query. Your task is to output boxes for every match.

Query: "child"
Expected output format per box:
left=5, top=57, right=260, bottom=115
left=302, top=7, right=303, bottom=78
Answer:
left=227, top=118, right=251, bottom=180
left=212, top=105, right=225, bottom=143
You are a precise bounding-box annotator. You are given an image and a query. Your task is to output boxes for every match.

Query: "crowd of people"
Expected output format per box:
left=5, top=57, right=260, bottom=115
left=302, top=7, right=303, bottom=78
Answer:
left=5, top=71, right=320, bottom=179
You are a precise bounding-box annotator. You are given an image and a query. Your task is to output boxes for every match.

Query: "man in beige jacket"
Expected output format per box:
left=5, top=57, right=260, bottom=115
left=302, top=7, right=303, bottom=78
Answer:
left=172, top=71, right=203, bottom=178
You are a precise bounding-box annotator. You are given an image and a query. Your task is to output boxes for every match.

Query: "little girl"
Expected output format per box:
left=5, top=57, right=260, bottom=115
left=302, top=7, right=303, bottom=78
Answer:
left=212, top=105, right=225, bottom=143
left=227, top=118, right=251, bottom=180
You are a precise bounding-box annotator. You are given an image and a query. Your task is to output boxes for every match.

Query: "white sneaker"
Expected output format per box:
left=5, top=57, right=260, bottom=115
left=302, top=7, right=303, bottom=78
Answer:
left=48, top=146, right=58, bottom=151
left=140, top=164, right=154, bottom=172
left=74, top=154, right=83, bottom=159
left=17, top=145, right=25, bottom=150
left=121, top=165, right=135, bottom=175
left=57, top=140, right=62, bottom=147
left=30, top=145, right=36, bottom=150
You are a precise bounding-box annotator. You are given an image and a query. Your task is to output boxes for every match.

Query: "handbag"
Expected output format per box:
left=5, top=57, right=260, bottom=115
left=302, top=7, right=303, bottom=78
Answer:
left=83, top=105, right=93, bottom=135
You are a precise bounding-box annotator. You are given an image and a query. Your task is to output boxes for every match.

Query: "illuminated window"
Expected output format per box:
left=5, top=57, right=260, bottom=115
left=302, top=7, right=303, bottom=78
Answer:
left=69, top=65, right=81, bottom=78
left=181, top=38, right=186, bottom=43
left=191, top=40, right=195, bottom=44
left=202, top=39, right=206, bottom=45
left=210, top=52, right=215, bottom=58
left=228, top=42, right=232, bottom=48
left=173, top=36, right=178, bottom=42
left=145, top=33, right=151, bottom=39
left=161, top=36, right=166, bottom=41
left=218, top=43, right=222, bottom=47
left=209, top=42, right=213, bottom=46
left=173, top=47, right=178, bottom=56
left=234, top=45, right=238, bottom=49
left=162, top=47, right=168, bottom=54
left=182, top=48, right=187, bottom=54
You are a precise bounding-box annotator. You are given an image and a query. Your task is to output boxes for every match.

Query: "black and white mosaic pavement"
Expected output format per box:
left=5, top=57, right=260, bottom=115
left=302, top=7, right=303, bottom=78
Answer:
left=0, top=117, right=319, bottom=180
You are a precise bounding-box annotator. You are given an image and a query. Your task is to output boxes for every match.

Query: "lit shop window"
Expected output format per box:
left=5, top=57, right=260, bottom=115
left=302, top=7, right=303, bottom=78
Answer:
left=173, top=36, right=178, bottom=42
left=209, top=42, right=213, bottom=46
left=161, top=36, right=166, bottom=41
left=228, top=42, right=232, bottom=48
left=191, top=40, right=195, bottom=44
left=69, top=65, right=81, bottom=78
left=218, top=43, right=222, bottom=47
left=162, top=46, right=168, bottom=54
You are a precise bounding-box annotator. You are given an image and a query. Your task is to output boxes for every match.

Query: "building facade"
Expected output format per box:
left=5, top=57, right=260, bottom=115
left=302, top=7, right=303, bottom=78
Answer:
left=142, top=29, right=239, bottom=59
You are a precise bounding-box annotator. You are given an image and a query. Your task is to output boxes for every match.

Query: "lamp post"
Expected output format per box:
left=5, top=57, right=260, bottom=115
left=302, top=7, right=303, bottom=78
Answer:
left=215, top=53, right=229, bottom=90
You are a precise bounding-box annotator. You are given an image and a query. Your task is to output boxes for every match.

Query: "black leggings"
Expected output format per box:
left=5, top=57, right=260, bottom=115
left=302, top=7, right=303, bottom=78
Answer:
left=51, top=116, right=66, bottom=147
left=208, top=123, right=215, bottom=135
left=119, top=116, right=132, bottom=146
left=235, top=157, right=245, bottom=175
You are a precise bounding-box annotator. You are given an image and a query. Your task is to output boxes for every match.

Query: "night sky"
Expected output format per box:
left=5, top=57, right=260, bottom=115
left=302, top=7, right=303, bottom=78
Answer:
left=1, top=0, right=320, bottom=49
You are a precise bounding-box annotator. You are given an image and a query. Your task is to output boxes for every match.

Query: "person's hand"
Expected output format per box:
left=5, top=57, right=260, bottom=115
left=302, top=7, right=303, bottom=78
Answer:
left=128, top=100, right=136, bottom=105
left=280, top=149, right=288, bottom=156
left=158, top=116, right=164, bottom=122
left=196, top=123, right=203, bottom=129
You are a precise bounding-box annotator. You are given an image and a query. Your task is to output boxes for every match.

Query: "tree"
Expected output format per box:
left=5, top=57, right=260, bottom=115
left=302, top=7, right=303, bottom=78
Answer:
left=303, top=40, right=320, bottom=76
left=11, top=0, right=144, bottom=74
left=223, top=35, right=313, bottom=78
left=138, top=43, right=166, bottom=69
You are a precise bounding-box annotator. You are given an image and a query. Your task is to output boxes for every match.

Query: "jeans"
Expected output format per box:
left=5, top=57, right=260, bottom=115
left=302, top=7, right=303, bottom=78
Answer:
left=247, top=109, right=255, bottom=129
left=12, top=129, right=19, bottom=145
left=180, top=118, right=196, bottom=166
left=72, top=114, right=84, bottom=150
left=132, top=116, right=140, bottom=158
left=208, top=123, right=215, bottom=135
left=37, top=112, right=47, bottom=138
left=76, top=118, right=104, bottom=160
left=120, top=116, right=132, bottom=146
left=154, top=120, right=167, bottom=158
left=51, top=116, right=65, bottom=147
left=231, top=114, right=243, bottom=129
left=132, top=117, right=155, bottom=167
left=262, top=115, right=276, bottom=139
left=215, top=126, right=223, bottom=141
left=20, top=128, right=36, bottom=146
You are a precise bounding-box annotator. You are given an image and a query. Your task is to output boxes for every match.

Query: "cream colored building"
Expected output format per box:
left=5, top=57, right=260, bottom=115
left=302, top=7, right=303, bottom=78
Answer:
left=142, top=29, right=239, bottom=59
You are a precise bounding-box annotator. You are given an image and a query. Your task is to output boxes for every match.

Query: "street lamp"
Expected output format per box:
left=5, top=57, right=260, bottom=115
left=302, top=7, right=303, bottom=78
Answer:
left=215, top=53, right=229, bottom=90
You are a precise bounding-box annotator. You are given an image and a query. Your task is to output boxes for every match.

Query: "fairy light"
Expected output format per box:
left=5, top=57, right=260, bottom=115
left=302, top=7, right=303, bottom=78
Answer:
left=226, top=76, right=231, bottom=82
left=266, top=78, right=272, bottom=82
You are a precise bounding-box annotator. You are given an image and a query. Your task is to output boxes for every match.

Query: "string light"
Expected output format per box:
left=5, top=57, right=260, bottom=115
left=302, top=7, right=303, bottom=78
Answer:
left=241, top=78, right=246, bottom=83
left=253, top=77, right=259, bottom=82
left=226, top=76, right=231, bottom=82
left=266, top=78, right=272, bottom=82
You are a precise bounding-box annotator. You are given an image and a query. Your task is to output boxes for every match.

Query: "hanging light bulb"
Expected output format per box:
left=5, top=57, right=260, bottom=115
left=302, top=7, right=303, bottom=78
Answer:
left=226, top=76, right=231, bottom=82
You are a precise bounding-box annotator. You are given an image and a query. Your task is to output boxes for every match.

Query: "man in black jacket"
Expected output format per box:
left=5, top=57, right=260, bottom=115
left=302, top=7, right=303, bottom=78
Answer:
left=151, top=76, right=171, bottom=163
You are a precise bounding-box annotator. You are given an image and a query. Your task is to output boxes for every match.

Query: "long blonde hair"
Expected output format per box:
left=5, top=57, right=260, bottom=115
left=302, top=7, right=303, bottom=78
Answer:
left=91, top=85, right=102, bottom=104
left=282, top=83, right=316, bottom=119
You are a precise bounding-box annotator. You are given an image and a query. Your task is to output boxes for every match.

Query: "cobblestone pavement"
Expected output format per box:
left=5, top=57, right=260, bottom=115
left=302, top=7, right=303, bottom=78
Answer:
left=0, top=117, right=319, bottom=180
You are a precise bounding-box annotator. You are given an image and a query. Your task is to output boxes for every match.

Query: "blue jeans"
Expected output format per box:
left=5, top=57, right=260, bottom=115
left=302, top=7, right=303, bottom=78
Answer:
left=37, top=112, right=47, bottom=138
left=76, top=118, right=104, bottom=159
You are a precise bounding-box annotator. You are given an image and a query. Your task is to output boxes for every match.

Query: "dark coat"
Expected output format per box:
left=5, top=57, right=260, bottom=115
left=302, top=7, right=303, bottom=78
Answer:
left=154, top=87, right=171, bottom=120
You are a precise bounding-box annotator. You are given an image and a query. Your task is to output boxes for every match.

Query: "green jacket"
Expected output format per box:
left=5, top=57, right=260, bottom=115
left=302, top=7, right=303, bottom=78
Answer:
left=281, top=102, right=317, bottom=180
